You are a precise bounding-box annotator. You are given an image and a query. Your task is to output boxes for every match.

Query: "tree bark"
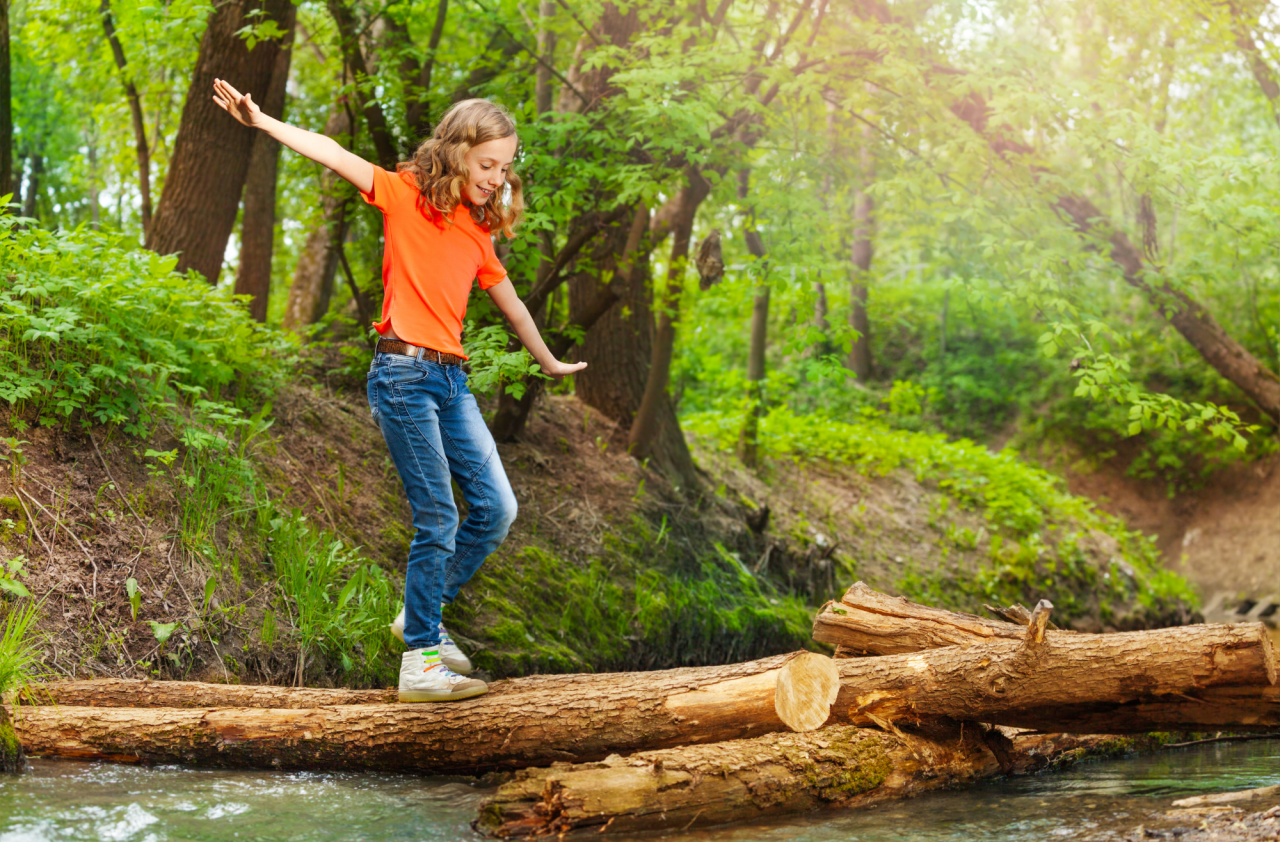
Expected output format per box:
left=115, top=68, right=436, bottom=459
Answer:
left=628, top=170, right=711, bottom=479
left=20, top=153, right=40, bottom=219
left=475, top=722, right=999, bottom=838
left=233, top=5, right=296, bottom=322
left=146, top=0, right=292, bottom=284
left=282, top=106, right=353, bottom=332
left=100, top=0, right=153, bottom=238
left=813, top=581, right=1031, bottom=655
left=848, top=119, right=874, bottom=381
left=403, top=0, right=449, bottom=141
left=0, top=0, right=12, bottom=202
left=1228, top=1, right=1280, bottom=130
left=14, top=622, right=1277, bottom=773
left=325, top=0, right=398, bottom=168
left=24, top=679, right=396, bottom=708
left=738, top=169, right=769, bottom=469
left=534, top=0, right=556, bottom=117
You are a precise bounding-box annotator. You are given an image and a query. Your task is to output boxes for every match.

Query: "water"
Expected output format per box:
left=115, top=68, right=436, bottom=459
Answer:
left=0, top=740, right=1277, bottom=842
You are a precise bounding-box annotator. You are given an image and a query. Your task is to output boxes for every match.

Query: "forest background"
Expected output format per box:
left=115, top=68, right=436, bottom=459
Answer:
left=0, top=0, right=1278, bottom=688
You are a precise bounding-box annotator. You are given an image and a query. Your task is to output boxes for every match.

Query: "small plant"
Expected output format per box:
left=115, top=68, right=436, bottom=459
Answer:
left=125, top=578, right=141, bottom=621
left=0, top=557, right=30, bottom=599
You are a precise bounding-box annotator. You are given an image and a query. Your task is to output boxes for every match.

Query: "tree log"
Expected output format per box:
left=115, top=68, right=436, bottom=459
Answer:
left=11, top=622, right=1275, bottom=773
left=813, top=581, right=1031, bottom=655
left=21, top=679, right=396, bottom=708
left=474, top=722, right=1000, bottom=837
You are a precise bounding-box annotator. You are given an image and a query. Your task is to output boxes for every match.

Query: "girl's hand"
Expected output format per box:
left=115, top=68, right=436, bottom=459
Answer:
left=212, top=79, right=263, bottom=128
left=542, top=360, right=588, bottom=379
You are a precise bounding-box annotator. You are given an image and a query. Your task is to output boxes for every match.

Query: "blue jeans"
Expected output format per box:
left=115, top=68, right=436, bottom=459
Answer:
left=367, top=352, right=517, bottom=650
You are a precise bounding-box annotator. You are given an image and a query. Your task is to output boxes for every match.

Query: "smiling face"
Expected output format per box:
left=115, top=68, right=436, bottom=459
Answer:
left=463, top=135, right=519, bottom=206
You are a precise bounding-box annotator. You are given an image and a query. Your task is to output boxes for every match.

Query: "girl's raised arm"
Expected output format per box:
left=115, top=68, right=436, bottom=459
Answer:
left=213, top=79, right=374, bottom=194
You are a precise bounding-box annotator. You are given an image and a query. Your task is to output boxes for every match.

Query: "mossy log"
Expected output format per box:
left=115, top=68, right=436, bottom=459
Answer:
left=474, top=722, right=1000, bottom=838
left=813, top=581, right=1042, bottom=655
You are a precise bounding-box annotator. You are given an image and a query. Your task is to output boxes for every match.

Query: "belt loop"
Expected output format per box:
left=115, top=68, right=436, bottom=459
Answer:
left=415, top=346, right=425, bottom=361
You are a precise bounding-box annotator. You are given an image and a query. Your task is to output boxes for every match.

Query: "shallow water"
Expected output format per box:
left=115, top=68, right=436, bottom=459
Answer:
left=0, top=739, right=1277, bottom=841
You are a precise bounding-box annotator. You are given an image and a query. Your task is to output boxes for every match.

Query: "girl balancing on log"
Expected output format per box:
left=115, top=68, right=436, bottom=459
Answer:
left=212, top=80, right=586, bottom=702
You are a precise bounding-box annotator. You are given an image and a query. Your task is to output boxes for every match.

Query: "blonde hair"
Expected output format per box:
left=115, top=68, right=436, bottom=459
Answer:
left=398, top=99, right=524, bottom=237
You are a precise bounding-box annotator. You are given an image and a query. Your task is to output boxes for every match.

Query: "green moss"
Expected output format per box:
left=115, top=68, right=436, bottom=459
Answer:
left=0, top=713, right=23, bottom=773
left=0, top=498, right=26, bottom=537
left=806, top=733, right=893, bottom=801
left=447, top=519, right=812, bottom=679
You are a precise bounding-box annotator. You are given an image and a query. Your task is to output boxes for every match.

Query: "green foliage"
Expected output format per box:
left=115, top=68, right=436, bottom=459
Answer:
left=0, top=222, right=293, bottom=434
left=461, top=321, right=545, bottom=400
left=0, top=600, right=43, bottom=700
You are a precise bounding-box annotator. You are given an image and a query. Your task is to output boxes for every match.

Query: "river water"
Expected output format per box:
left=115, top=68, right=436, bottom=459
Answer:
left=0, top=739, right=1276, bottom=841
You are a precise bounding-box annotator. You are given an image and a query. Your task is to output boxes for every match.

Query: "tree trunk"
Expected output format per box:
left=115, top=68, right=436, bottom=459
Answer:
left=628, top=170, right=710, bottom=480
left=14, top=621, right=1277, bottom=774
left=233, top=6, right=296, bottom=322
left=534, top=0, right=556, bottom=116
left=847, top=120, right=874, bottom=381
left=0, top=0, right=11, bottom=202
left=146, top=0, right=291, bottom=284
left=20, top=153, right=39, bottom=219
left=100, top=0, right=153, bottom=238
left=403, top=0, right=449, bottom=142
left=813, top=581, right=1031, bottom=655
left=738, top=170, right=769, bottom=469
left=25, top=679, right=395, bottom=708
left=325, top=0, right=398, bottom=168
left=475, top=722, right=999, bottom=838
left=282, top=107, right=352, bottom=332
left=1228, top=1, right=1280, bottom=130
left=811, top=280, right=832, bottom=357
left=489, top=205, right=643, bottom=443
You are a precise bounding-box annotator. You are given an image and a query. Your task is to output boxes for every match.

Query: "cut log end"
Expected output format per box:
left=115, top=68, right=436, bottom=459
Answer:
left=775, top=652, right=840, bottom=732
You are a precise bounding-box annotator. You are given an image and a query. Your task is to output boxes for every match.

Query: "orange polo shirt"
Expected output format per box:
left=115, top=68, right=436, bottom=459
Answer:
left=361, top=166, right=508, bottom=358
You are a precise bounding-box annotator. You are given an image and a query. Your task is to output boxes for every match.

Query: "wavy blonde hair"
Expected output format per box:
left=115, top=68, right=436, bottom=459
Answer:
left=397, top=99, right=523, bottom=237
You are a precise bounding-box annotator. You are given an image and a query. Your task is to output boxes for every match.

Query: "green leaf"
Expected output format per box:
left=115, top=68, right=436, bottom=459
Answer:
left=147, top=621, right=179, bottom=645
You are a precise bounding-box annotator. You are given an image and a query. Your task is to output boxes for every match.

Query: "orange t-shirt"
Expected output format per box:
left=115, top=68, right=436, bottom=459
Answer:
left=360, top=166, right=508, bottom=358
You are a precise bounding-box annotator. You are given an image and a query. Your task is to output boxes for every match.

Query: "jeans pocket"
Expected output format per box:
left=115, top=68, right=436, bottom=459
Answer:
left=384, top=359, right=429, bottom=385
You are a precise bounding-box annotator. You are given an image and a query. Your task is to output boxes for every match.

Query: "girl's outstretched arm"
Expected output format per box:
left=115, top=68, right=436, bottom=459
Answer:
left=212, top=79, right=374, bottom=193
left=486, top=280, right=588, bottom=379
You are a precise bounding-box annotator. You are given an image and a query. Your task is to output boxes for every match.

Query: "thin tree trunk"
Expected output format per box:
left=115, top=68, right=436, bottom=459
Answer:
left=145, top=0, right=292, bottom=283
left=738, top=170, right=769, bottom=469
left=20, top=153, right=40, bottom=219
left=0, top=0, right=11, bottom=201
left=325, top=0, right=398, bottom=168
left=848, top=119, right=874, bottom=381
left=1228, top=1, right=1280, bottom=130
left=534, top=0, right=557, bottom=116
left=628, top=170, right=711, bottom=474
left=282, top=107, right=353, bottom=332
left=100, top=0, right=153, bottom=238
left=811, top=280, right=832, bottom=357
left=233, top=6, right=296, bottom=322
left=403, top=0, right=449, bottom=141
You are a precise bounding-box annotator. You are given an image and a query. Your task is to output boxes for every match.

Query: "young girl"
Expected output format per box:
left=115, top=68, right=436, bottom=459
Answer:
left=212, top=80, right=585, bottom=702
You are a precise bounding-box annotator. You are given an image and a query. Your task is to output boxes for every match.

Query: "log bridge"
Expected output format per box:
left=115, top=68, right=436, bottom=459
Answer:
left=8, top=583, right=1279, bottom=837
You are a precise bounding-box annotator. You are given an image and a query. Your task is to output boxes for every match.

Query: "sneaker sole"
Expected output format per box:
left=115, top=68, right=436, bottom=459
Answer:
left=398, top=685, right=488, bottom=703
left=442, top=659, right=474, bottom=675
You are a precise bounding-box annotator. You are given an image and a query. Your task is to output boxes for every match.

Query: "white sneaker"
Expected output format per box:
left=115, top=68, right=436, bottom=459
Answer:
left=398, top=648, right=487, bottom=702
left=390, top=607, right=474, bottom=675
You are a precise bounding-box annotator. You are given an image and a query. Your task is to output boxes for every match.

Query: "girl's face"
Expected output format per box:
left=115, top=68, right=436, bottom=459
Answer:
left=463, top=135, right=519, bottom=207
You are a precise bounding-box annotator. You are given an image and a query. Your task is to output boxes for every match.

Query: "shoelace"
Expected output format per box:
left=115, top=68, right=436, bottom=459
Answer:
left=438, top=625, right=455, bottom=647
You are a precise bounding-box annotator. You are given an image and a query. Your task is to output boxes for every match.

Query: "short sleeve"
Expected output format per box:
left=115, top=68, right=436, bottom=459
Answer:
left=360, top=166, right=403, bottom=212
left=476, top=236, right=508, bottom=290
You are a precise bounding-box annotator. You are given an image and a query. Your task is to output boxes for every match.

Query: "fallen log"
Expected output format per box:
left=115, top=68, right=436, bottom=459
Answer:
left=20, top=679, right=397, bottom=708
left=473, top=722, right=1152, bottom=837
left=12, top=621, right=1274, bottom=773
left=474, top=722, right=1001, bottom=837
left=813, top=581, right=1041, bottom=655
left=823, top=618, right=1276, bottom=733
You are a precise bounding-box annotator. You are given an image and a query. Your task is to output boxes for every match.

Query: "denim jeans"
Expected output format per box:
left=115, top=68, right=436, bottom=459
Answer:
left=367, top=352, right=517, bottom=650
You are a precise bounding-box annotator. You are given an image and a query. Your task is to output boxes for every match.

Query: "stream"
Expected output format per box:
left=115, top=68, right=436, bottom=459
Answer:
left=0, top=739, right=1276, bottom=841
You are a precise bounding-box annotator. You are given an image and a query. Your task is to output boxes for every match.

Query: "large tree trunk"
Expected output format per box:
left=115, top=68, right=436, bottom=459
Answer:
left=627, top=170, right=710, bottom=484
left=145, top=0, right=291, bottom=284
left=233, top=6, right=296, bottom=322
left=14, top=620, right=1277, bottom=773
left=100, top=0, right=153, bottom=238
left=0, top=0, right=12, bottom=202
left=475, top=722, right=1000, bottom=838
left=281, top=107, right=352, bottom=332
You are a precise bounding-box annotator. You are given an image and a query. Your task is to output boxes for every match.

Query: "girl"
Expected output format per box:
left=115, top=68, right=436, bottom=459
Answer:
left=212, top=80, right=585, bottom=702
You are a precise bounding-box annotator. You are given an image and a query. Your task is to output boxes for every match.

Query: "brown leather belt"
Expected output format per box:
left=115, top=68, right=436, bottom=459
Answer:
left=375, top=338, right=464, bottom=366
